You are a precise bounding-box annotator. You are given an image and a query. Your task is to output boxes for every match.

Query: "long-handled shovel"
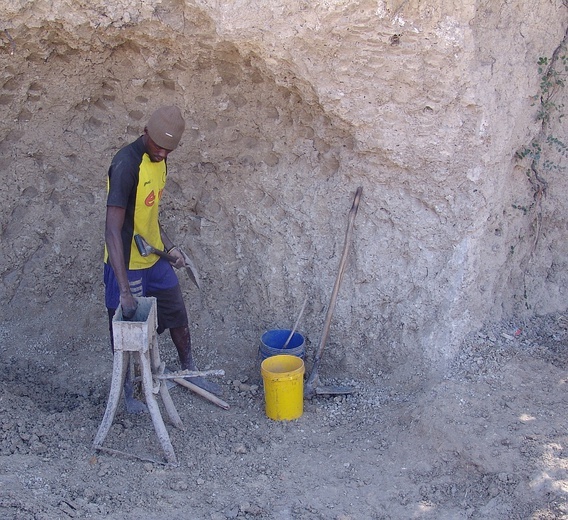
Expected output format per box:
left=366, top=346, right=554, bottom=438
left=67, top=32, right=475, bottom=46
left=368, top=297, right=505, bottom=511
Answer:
left=304, top=186, right=363, bottom=399
left=134, top=234, right=201, bottom=289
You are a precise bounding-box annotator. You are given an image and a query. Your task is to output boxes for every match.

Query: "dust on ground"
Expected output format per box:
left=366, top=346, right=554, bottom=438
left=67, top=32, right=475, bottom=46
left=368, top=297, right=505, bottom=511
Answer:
left=0, top=310, right=567, bottom=520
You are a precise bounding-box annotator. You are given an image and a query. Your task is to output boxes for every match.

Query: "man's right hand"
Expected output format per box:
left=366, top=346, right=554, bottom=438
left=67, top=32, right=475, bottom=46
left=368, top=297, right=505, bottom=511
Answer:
left=121, top=293, right=138, bottom=320
left=167, top=246, right=186, bottom=269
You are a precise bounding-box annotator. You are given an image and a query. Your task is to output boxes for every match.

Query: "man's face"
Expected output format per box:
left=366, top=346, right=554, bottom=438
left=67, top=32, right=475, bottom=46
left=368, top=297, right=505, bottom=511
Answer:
left=143, top=130, right=173, bottom=162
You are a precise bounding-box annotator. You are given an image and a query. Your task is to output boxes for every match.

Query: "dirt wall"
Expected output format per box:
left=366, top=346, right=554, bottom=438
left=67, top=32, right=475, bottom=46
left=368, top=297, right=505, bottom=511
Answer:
left=1, top=0, right=567, bottom=385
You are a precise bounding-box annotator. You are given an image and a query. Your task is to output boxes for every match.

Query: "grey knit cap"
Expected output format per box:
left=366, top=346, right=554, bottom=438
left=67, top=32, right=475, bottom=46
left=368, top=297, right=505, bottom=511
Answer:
left=147, top=106, right=185, bottom=150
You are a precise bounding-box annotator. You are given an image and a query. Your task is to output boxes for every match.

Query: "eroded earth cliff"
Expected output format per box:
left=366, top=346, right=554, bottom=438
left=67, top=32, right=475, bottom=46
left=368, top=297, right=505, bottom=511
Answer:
left=0, top=2, right=567, bottom=519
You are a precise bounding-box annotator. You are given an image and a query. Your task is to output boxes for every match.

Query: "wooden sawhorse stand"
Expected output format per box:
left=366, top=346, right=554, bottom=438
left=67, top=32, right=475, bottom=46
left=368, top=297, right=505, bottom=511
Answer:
left=93, top=297, right=183, bottom=464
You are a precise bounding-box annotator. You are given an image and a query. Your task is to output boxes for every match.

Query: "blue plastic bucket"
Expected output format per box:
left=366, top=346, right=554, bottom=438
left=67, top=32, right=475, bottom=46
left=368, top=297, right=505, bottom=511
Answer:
left=259, top=329, right=305, bottom=360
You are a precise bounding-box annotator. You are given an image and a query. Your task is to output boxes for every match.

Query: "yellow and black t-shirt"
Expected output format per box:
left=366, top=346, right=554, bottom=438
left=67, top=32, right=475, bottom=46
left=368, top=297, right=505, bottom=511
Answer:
left=104, top=136, right=166, bottom=270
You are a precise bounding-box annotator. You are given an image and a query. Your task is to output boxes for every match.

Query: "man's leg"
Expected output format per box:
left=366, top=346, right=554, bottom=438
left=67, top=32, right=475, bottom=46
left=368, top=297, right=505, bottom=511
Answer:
left=169, top=325, right=193, bottom=370
left=169, top=325, right=222, bottom=395
left=148, top=259, right=223, bottom=395
left=123, top=363, right=148, bottom=414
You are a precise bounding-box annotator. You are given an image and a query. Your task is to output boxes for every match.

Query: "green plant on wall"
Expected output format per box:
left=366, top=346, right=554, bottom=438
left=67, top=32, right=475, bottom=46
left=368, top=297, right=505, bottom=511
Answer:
left=535, top=54, right=567, bottom=123
left=515, top=49, right=568, bottom=186
left=514, top=32, right=568, bottom=250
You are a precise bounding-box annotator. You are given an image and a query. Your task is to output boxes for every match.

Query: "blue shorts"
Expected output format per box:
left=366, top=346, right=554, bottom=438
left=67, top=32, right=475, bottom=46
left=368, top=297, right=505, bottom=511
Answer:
left=104, top=258, right=188, bottom=333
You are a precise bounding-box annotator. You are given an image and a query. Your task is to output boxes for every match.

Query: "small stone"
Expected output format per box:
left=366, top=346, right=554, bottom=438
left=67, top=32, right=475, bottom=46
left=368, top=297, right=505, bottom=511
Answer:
left=241, top=502, right=262, bottom=515
left=170, top=480, right=189, bottom=491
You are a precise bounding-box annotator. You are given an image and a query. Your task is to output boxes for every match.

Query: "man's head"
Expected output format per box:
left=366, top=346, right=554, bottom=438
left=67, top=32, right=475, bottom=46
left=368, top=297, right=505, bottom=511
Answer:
left=144, top=105, right=185, bottom=162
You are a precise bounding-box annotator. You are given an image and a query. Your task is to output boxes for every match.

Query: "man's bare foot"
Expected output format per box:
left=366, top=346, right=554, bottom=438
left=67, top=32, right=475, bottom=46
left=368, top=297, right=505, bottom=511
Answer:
left=124, top=396, right=148, bottom=414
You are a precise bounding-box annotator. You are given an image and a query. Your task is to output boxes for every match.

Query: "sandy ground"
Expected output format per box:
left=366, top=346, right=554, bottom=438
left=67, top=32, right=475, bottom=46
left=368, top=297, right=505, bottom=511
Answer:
left=0, top=310, right=567, bottom=520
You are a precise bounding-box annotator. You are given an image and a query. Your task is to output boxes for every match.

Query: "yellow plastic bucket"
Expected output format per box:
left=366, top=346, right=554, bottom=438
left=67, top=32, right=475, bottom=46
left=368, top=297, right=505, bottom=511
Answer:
left=260, top=355, right=305, bottom=421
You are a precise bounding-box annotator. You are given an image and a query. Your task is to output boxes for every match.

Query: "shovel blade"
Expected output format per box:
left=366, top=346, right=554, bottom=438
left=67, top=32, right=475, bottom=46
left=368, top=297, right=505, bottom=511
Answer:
left=304, top=368, right=355, bottom=398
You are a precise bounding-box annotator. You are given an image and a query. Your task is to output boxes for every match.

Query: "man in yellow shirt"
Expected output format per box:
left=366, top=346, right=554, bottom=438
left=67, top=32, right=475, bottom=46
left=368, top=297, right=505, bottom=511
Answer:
left=104, top=106, right=220, bottom=412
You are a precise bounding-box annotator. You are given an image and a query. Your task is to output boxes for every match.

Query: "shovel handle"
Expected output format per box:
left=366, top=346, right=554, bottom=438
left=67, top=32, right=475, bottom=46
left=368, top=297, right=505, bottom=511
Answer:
left=305, top=187, right=362, bottom=397
left=314, top=186, right=362, bottom=365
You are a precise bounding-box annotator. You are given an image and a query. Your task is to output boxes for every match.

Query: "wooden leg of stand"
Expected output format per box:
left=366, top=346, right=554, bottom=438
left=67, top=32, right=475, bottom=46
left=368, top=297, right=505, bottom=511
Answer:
left=159, top=384, right=184, bottom=430
left=149, top=336, right=183, bottom=429
left=93, top=351, right=127, bottom=449
left=139, top=350, right=177, bottom=465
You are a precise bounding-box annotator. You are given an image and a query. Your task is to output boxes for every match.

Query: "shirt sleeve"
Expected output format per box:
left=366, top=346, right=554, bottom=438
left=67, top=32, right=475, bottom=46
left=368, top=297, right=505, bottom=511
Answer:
left=106, top=154, right=137, bottom=208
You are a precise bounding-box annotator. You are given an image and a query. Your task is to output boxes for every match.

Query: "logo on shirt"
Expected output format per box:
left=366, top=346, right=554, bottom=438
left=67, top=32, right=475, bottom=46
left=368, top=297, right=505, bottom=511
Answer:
left=144, top=189, right=164, bottom=207
left=145, top=191, right=156, bottom=206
